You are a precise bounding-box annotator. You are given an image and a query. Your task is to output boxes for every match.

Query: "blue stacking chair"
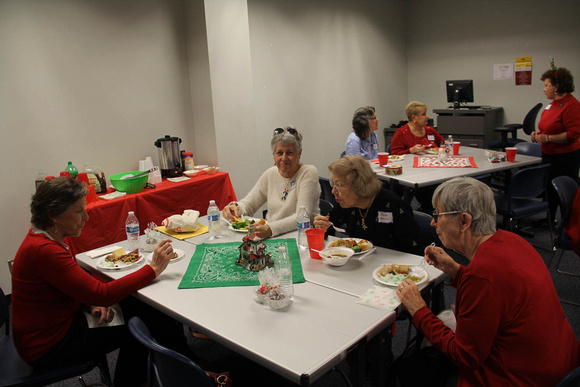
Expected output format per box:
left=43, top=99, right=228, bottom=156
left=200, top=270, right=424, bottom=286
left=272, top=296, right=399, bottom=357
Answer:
left=549, top=176, right=580, bottom=305
left=557, top=366, right=580, bottom=387
left=128, top=317, right=213, bottom=387
left=0, top=287, right=112, bottom=387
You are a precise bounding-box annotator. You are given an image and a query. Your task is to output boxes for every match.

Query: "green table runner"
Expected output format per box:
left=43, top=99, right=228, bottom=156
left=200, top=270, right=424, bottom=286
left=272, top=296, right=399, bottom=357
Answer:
left=178, top=238, right=305, bottom=289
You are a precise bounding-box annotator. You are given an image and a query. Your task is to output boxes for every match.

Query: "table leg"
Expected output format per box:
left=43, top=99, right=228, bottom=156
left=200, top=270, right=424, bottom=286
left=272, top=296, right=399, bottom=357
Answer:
left=346, top=338, right=367, bottom=386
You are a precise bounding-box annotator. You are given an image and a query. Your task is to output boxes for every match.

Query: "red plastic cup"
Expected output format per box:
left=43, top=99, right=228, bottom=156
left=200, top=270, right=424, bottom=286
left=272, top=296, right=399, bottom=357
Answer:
left=77, top=172, right=90, bottom=185
left=505, top=147, right=517, bottom=162
left=305, top=228, right=325, bottom=259
left=60, top=171, right=71, bottom=177
left=378, top=152, right=389, bottom=166
left=453, top=142, right=461, bottom=156
left=86, top=184, right=99, bottom=204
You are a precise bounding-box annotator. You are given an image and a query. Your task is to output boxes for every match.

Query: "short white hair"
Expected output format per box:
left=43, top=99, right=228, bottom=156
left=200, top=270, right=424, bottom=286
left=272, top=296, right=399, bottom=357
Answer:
left=433, top=177, right=496, bottom=235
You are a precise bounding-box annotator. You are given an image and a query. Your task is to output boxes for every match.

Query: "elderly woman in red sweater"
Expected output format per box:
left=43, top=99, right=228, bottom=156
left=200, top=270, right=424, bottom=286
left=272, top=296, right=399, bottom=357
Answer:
left=390, top=101, right=445, bottom=155
left=396, top=177, right=579, bottom=387
left=531, top=66, right=580, bottom=223
left=11, top=177, right=193, bottom=386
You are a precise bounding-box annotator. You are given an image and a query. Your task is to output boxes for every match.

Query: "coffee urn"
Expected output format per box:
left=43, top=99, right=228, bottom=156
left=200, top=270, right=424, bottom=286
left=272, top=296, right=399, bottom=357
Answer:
left=154, top=135, right=183, bottom=177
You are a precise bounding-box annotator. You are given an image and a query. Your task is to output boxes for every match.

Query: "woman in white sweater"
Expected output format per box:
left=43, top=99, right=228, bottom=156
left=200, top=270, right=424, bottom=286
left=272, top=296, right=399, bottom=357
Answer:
left=222, top=127, right=320, bottom=237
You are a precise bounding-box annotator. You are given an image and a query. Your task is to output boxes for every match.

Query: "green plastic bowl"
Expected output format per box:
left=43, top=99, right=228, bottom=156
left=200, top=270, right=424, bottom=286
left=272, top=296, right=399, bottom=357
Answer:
left=109, top=171, right=148, bottom=193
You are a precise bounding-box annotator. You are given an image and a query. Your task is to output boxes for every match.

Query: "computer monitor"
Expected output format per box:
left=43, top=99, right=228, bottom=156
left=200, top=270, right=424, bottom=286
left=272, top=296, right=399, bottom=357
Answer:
left=446, top=80, right=474, bottom=109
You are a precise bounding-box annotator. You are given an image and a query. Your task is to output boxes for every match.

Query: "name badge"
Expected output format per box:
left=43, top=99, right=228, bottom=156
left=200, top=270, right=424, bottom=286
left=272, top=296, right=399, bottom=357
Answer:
left=427, top=135, right=435, bottom=141
left=290, top=181, right=296, bottom=191
left=373, top=143, right=379, bottom=150
left=378, top=211, right=393, bottom=224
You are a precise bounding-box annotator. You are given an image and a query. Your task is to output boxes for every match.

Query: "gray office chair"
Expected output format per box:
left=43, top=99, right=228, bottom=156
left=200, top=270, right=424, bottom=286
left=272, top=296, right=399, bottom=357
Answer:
left=489, top=103, right=543, bottom=150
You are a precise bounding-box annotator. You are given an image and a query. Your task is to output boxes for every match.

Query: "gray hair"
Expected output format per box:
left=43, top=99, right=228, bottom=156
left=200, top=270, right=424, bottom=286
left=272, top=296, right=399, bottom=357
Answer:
left=432, top=177, right=496, bottom=235
left=271, top=126, right=303, bottom=154
left=352, top=106, right=375, bottom=140
left=328, top=155, right=382, bottom=199
left=31, top=177, right=88, bottom=230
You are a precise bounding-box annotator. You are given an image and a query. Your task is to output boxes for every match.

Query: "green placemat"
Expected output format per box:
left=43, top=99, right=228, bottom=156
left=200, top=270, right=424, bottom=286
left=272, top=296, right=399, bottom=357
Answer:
left=178, top=238, right=305, bottom=289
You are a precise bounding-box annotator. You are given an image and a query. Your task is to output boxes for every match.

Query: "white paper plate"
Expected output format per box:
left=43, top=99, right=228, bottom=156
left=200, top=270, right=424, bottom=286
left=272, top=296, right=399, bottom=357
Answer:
left=145, top=248, right=185, bottom=263
left=372, top=265, right=428, bottom=287
left=97, top=255, right=143, bottom=270
left=228, top=217, right=264, bottom=233
left=325, top=238, right=374, bottom=255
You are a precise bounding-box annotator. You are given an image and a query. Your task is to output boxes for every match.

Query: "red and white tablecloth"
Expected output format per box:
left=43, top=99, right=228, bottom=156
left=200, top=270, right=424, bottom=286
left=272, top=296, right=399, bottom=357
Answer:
left=413, top=156, right=478, bottom=168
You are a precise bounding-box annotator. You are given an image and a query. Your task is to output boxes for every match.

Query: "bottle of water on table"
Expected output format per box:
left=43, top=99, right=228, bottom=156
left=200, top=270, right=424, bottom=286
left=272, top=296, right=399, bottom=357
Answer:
left=275, top=246, right=294, bottom=300
left=296, top=205, right=310, bottom=249
left=207, top=200, right=221, bottom=239
left=125, top=211, right=140, bottom=250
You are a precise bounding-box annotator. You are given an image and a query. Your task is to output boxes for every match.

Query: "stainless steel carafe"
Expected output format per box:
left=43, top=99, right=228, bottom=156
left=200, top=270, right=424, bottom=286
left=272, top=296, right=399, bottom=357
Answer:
left=154, top=135, right=183, bottom=177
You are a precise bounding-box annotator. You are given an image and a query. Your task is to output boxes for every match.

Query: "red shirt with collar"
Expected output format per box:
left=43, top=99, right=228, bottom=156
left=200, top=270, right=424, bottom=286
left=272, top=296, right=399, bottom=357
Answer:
left=11, top=230, right=155, bottom=362
left=538, top=93, right=580, bottom=154
left=390, top=124, right=445, bottom=155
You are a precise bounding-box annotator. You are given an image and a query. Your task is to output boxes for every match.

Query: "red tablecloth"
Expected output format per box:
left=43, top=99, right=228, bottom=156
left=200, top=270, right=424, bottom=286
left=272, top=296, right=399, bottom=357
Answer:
left=70, top=172, right=237, bottom=254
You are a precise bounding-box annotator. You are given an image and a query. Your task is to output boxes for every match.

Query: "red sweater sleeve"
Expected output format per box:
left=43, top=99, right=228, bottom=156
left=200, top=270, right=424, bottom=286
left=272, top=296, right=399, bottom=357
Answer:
left=413, top=272, right=504, bottom=370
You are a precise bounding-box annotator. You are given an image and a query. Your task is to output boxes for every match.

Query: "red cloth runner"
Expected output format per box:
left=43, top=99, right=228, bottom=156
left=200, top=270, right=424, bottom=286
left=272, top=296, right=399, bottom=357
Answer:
left=69, top=172, right=237, bottom=254
left=413, top=156, right=478, bottom=168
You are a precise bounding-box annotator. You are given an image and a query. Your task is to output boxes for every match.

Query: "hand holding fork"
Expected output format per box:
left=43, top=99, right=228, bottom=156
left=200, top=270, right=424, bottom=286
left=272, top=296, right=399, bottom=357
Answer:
left=419, top=242, right=436, bottom=270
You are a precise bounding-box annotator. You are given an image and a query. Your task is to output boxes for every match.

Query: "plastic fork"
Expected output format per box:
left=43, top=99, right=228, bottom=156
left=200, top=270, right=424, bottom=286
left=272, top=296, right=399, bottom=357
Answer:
left=419, top=242, right=436, bottom=269
left=329, top=221, right=346, bottom=233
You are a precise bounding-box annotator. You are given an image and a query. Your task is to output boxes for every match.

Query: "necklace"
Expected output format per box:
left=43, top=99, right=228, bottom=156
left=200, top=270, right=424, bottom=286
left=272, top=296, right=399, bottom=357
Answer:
left=358, top=207, right=370, bottom=230
left=281, top=178, right=291, bottom=201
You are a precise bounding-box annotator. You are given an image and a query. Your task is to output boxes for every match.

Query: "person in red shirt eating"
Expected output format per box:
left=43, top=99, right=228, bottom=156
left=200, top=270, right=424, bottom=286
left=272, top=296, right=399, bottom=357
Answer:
left=531, top=66, right=580, bottom=223
left=11, top=177, right=195, bottom=387
left=395, top=177, right=579, bottom=387
left=390, top=101, right=445, bottom=155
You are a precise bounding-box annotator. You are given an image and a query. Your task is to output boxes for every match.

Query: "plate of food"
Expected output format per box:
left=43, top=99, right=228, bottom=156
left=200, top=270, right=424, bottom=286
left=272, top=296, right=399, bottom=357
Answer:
left=228, top=217, right=267, bottom=232
left=98, top=248, right=143, bottom=270
left=326, top=238, right=373, bottom=255
left=145, top=248, right=185, bottom=264
left=372, top=264, right=428, bottom=287
left=388, top=154, right=405, bottom=161
left=425, top=147, right=439, bottom=155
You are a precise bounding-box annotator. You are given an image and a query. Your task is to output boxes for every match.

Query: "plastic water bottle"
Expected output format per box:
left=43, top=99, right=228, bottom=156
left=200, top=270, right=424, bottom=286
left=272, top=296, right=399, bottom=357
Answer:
left=35, top=170, right=45, bottom=191
left=296, top=206, right=310, bottom=249
left=207, top=200, right=221, bottom=239
left=125, top=211, right=140, bottom=250
left=438, top=141, right=448, bottom=161
left=446, top=135, right=454, bottom=149
left=275, top=246, right=294, bottom=300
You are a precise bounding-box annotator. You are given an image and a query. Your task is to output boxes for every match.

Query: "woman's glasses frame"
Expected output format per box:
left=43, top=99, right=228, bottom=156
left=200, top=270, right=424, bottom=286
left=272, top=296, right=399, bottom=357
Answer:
left=432, top=210, right=462, bottom=223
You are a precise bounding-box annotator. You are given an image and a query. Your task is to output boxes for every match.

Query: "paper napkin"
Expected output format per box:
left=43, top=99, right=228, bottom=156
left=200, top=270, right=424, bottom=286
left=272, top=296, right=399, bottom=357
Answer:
left=156, top=224, right=209, bottom=240
left=356, top=285, right=400, bottom=311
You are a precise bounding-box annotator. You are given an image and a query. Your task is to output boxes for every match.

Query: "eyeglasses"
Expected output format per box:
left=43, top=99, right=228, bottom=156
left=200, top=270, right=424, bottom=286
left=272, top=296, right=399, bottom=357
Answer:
left=329, top=180, right=344, bottom=190
left=369, top=116, right=378, bottom=120
left=432, top=210, right=462, bottom=223
left=274, top=127, right=298, bottom=136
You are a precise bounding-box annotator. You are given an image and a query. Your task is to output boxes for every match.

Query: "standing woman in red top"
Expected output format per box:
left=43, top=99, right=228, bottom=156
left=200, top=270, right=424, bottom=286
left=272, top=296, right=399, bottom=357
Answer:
left=531, top=65, right=580, bottom=223
left=390, top=101, right=445, bottom=155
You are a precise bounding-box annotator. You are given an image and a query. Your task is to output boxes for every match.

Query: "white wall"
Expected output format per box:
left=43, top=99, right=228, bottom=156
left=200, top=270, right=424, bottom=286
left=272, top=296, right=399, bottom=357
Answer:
left=0, top=0, right=195, bottom=291
left=405, top=0, right=580, bottom=136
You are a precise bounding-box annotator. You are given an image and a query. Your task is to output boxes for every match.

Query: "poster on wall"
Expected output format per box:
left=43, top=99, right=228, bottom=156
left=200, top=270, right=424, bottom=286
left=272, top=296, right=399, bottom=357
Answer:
left=494, top=63, right=514, bottom=80
left=515, top=56, right=532, bottom=86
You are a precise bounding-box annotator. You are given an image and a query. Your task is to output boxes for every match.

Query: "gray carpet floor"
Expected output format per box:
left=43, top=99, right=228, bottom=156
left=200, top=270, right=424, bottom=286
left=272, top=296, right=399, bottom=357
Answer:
left=6, top=212, right=578, bottom=387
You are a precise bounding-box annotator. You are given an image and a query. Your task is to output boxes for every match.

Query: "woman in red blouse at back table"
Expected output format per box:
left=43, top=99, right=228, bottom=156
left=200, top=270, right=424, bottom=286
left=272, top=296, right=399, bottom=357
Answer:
left=390, top=101, right=445, bottom=155
left=531, top=66, right=580, bottom=223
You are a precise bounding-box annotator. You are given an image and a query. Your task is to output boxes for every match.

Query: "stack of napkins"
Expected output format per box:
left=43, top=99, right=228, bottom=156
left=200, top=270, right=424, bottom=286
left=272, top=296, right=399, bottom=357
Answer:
left=356, top=285, right=400, bottom=311
left=100, top=191, right=127, bottom=201
left=167, top=176, right=190, bottom=183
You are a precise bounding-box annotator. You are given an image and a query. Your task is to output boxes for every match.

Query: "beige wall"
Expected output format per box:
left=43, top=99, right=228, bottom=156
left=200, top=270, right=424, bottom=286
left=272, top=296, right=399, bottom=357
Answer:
left=405, top=0, right=580, bottom=134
